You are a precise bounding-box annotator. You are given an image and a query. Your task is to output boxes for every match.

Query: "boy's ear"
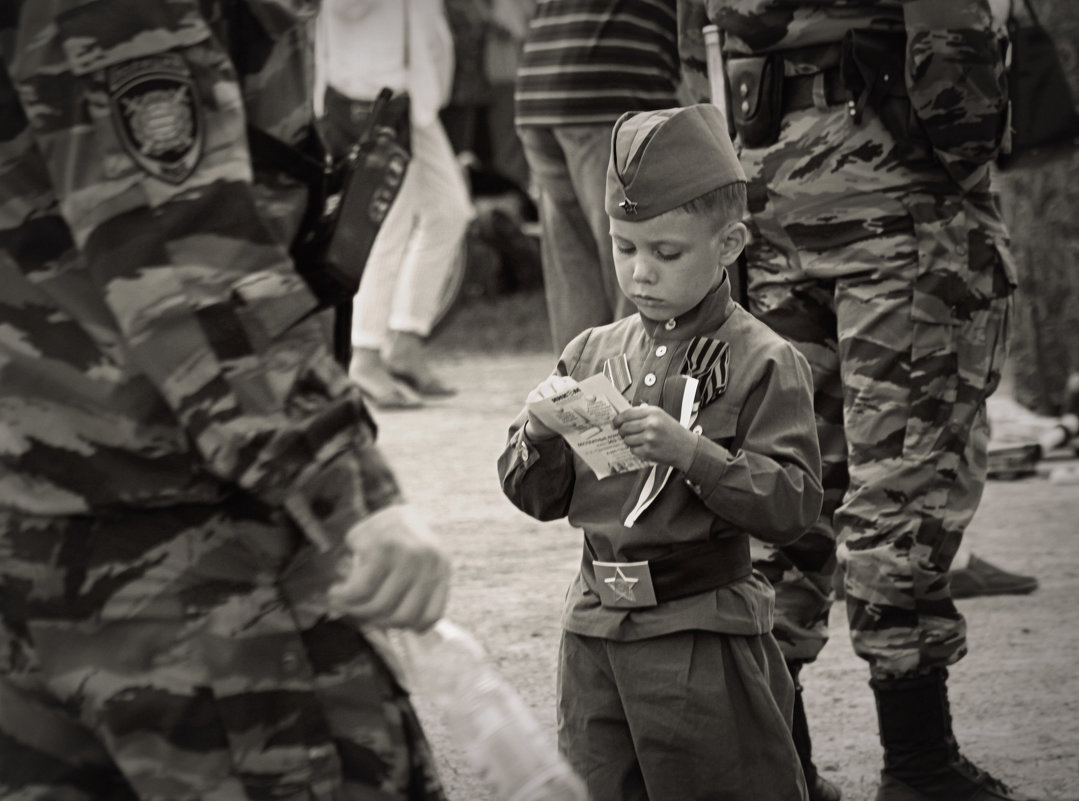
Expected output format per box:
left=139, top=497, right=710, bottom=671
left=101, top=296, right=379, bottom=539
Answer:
left=717, top=221, right=749, bottom=267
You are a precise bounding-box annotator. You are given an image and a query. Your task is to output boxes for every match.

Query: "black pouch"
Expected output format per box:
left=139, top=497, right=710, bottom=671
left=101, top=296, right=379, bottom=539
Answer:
left=726, top=54, right=784, bottom=148
left=998, top=0, right=1079, bottom=168
left=320, top=91, right=410, bottom=289
left=259, top=88, right=409, bottom=310
left=840, top=29, right=934, bottom=168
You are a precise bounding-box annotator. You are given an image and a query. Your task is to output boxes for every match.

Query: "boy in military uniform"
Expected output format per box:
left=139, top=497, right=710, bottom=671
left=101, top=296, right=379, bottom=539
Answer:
left=498, top=103, right=823, bottom=801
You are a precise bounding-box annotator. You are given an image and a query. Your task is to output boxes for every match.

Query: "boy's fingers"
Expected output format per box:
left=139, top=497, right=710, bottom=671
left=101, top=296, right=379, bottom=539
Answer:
left=614, top=407, right=648, bottom=425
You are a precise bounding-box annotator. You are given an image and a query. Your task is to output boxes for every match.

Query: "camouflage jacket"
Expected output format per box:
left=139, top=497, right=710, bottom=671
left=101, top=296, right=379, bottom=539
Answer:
left=0, top=0, right=400, bottom=549
left=677, top=0, right=1009, bottom=192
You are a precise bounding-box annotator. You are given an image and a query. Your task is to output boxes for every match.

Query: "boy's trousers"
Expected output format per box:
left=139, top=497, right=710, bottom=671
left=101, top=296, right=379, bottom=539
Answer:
left=557, top=629, right=808, bottom=801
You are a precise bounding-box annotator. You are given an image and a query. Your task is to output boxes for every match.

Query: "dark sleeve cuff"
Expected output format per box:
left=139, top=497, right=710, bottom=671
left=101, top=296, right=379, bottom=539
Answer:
left=682, top=432, right=730, bottom=500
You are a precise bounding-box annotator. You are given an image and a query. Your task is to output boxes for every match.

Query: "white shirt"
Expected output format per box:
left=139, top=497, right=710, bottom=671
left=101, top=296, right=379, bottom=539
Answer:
left=316, top=0, right=455, bottom=127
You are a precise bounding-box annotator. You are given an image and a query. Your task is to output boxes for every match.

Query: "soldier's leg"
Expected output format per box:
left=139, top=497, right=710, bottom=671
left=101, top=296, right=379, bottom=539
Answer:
left=835, top=244, right=1024, bottom=798
left=838, top=262, right=1009, bottom=675
left=743, top=177, right=845, bottom=801
left=751, top=279, right=845, bottom=801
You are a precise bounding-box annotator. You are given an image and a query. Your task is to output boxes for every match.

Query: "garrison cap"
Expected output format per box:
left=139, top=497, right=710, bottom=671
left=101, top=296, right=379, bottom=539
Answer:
left=606, top=103, right=746, bottom=222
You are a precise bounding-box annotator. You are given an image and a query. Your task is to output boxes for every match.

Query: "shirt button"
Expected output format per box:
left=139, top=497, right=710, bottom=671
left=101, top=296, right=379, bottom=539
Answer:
left=281, top=651, right=302, bottom=674
left=664, top=318, right=677, bottom=331
left=692, top=425, right=703, bottom=435
left=655, top=345, right=667, bottom=357
left=644, top=373, right=657, bottom=386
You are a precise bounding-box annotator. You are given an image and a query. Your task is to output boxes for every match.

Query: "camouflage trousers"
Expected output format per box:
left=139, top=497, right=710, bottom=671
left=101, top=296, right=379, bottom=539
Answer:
left=742, top=107, right=1014, bottom=678
left=0, top=498, right=445, bottom=801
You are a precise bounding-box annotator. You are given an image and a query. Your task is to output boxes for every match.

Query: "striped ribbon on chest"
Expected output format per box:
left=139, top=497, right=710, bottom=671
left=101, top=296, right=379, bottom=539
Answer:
left=681, top=336, right=730, bottom=418
left=621, top=337, right=730, bottom=527
left=602, top=353, right=632, bottom=393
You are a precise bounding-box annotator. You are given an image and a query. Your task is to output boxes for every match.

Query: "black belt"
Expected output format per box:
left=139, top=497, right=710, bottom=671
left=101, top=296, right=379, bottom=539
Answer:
left=590, top=535, right=752, bottom=608
left=783, top=67, right=849, bottom=114
left=323, top=85, right=410, bottom=136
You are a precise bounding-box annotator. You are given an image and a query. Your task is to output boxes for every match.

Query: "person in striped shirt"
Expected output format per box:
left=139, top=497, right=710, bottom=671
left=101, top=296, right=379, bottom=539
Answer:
left=515, top=0, right=685, bottom=352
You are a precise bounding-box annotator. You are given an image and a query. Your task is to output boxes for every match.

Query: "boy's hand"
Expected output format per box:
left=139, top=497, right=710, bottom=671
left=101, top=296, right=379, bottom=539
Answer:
left=614, top=405, right=698, bottom=473
left=524, top=374, right=577, bottom=440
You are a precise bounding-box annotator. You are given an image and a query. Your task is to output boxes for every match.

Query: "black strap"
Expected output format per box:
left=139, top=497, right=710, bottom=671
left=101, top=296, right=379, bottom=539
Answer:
left=647, top=535, right=753, bottom=603
left=1017, top=0, right=1041, bottom=26
left=246, top=125, right=327, bottom=186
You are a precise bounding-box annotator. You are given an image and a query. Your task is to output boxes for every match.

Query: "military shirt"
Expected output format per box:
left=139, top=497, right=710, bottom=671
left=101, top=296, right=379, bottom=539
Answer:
left=679, top=0, right=1009, bottom=192
left=498, top=278, right=823, bottom=641
left=0, top=0, right=398, bottom=551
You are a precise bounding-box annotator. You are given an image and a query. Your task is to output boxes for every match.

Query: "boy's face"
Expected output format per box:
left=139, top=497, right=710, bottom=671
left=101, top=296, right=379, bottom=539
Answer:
left=610, top=210, right=745, bottom=322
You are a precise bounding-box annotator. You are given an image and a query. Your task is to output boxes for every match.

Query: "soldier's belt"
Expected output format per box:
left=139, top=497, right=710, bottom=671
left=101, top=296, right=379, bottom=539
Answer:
left=783, top=68, right=848, bottom=114
left=592, top=535, right=751, bottom=609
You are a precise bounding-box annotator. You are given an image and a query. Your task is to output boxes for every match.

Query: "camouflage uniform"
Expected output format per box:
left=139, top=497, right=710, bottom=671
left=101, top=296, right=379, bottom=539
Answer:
left=679, top=0, right=1014, bottom=679
left=0, top=2, right=444, bottom=799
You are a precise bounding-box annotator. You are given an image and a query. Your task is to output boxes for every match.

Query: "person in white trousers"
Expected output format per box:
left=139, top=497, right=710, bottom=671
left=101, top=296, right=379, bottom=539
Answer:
left=319, top=0, right=474, bottom=408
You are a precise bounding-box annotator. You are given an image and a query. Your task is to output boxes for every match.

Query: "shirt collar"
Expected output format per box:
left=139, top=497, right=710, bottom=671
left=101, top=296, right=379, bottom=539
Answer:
left=638, top=271, right=734, bottom=340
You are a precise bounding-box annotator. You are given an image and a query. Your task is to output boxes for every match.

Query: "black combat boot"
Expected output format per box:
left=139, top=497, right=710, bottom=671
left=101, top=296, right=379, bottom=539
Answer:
left=789, top=662, right=842, bottom=801
left=871, top=669, right=1035, bottom=801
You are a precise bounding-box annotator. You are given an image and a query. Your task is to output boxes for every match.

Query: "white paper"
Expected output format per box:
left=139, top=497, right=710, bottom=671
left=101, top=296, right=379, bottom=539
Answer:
left=526, top=373, right=651, bottom=479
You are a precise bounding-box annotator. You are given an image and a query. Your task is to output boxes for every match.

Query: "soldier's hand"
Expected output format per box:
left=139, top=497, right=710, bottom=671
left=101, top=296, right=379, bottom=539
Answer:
left=328, top=504, right=450, bottom=631
left=614, top=404, right=697, bottom=472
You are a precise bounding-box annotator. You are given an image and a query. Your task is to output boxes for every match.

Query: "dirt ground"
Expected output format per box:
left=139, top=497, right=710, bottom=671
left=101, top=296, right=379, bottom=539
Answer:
left=373, top=350, right=1079, bottom=801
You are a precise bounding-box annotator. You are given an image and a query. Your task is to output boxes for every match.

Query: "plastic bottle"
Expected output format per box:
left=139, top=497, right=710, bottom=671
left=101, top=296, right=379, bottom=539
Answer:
left=396, top=620, right=587, bottom=801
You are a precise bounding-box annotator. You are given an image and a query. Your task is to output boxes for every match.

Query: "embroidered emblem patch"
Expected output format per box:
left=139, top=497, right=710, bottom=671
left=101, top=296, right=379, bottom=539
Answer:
left=108, top=53, right=203, bottom=184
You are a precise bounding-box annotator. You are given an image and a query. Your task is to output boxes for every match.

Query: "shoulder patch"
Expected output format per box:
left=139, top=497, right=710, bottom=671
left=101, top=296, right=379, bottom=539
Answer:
left=108, top=53, right=203, bottom=184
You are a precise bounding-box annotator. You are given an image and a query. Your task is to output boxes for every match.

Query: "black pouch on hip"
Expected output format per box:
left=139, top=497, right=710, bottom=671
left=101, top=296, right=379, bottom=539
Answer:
left=839, top=29, right=934, bottom=168
left=726, top=54, right=785, bottom=148
left=248, top=89, right=410, bottom=310
left=321, top=91, right=411, bottom=289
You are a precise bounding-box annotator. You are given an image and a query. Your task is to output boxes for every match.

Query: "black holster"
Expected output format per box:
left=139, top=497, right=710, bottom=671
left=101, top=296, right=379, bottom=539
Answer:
left=726, top=53, right=785, bottom=148
left=247, top=88, right=409, bottom=311
left=839, top=29, right=935, bottom=168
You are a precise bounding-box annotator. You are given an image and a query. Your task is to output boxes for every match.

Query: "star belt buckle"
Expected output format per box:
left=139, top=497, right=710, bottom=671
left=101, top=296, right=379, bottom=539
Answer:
left=592, top=560, right=658, bottom=608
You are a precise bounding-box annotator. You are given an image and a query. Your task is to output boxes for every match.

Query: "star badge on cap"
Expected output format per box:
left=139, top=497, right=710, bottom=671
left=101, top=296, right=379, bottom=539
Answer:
left=619, top=196, right=638, bottom=215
